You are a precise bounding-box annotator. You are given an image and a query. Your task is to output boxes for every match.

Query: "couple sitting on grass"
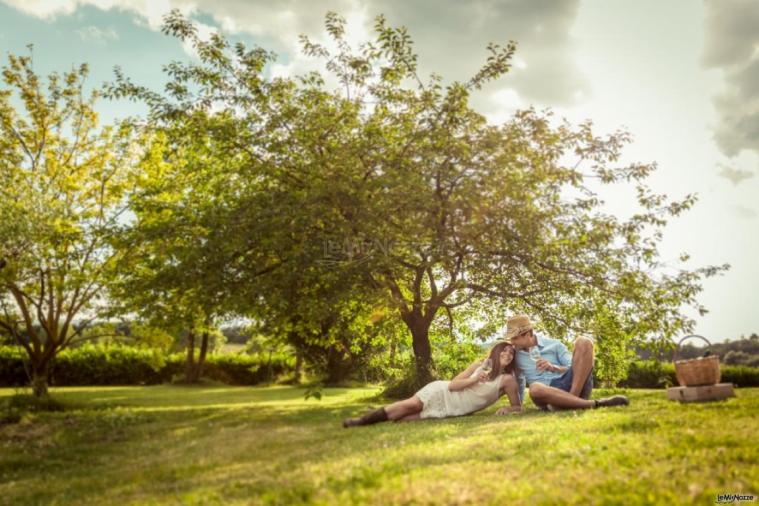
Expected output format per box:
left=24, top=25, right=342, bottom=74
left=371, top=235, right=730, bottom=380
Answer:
left=343, top=314, right=629, bottom=428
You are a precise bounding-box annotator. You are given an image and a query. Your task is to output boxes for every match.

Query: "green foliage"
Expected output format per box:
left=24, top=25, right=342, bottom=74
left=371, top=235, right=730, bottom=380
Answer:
left=380, top=364, right=431, bottom=399
left=621, top=360, right=759, bottom=388
left=432, top=340, right=484, bottom=380
left=0, top=11, right=729, bottom=390
left=0, top=392, right=67, bottom=424
left=592, top=333, right=635, bottom=387
left=0, top=51, right=137, bottom=396
left=0, top=400, right=21, bottom=424
left=52, top=344, right=169, bottom=386
left=71, top=321, right=177, bottom=352
left=201, top=328, right=228, bottom=354
left=0, top=346, right=27, bottom=386
left=120, top=322, right=176, bottom=351
left=303, top=385, right=323, bottom=401
left=0, top=345, right=293, bottom=387
left=109, top=11, right=728, bottom=386
left=222, top=325, right=255, bottom=345
left=621, top=360, right=675, bottom=389
left=201, top=352, right=294, bottom=385
left=720, top=364, right=759, bottom=387
left=584, top=304, right=636, bottom=387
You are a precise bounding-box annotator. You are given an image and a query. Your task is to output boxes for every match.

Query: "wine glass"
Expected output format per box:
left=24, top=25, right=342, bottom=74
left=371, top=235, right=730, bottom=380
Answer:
left=480, top=358, right=493, bottom=379
left=529, top=346, right=541, bottom=362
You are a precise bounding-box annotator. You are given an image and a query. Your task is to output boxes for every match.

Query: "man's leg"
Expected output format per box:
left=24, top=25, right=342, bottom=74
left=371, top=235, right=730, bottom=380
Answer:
left=569, top=337, right=594, bottom=397
left=529, top=383, right=594, bottom=410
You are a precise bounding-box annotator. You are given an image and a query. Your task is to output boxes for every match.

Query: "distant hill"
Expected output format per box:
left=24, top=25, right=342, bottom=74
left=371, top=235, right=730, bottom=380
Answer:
left=637, top=333, right=759, bottom=366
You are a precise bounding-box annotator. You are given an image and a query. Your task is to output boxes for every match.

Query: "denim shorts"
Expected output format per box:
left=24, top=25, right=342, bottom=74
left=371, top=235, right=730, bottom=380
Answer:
left=549, top=367, right=593, bottom=399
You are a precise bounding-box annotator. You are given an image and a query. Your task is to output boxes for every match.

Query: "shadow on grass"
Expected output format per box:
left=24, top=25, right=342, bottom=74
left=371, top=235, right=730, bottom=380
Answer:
left=38, top=384, right=378, bottom=411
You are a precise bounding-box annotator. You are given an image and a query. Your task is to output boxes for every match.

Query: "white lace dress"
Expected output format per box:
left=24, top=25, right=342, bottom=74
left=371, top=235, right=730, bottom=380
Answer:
left=414, top=364, right=502, bottom=419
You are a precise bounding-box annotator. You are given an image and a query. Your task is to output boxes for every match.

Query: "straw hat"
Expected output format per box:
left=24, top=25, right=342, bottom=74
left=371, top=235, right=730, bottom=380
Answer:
left=499, top=314, right=534, bottom=343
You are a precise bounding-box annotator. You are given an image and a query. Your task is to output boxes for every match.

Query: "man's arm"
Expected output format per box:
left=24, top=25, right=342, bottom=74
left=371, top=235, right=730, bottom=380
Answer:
left=536, top=338, right=573, bottom=374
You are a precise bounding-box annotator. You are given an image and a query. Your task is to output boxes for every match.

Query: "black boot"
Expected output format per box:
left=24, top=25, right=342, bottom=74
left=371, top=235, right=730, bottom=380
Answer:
left=593, top=395, right=630, bottom=408
left=343, top=407, right=388, bottom=428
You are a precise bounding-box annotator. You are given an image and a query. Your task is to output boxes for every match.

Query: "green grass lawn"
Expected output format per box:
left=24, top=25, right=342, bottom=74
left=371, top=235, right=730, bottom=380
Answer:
left=0, top=386, right=757, bottom=505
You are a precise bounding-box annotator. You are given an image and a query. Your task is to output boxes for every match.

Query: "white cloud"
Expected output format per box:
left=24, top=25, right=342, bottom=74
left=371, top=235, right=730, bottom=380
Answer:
left=1, top=0, right=585, bottom=110
left=483, top=87, right=524, bottom=124
left=703, top=0, right=759, bottom=160
left=718, top=163, right=755, bottom=185
left=371, top=0, right=586, bottom=105
left=735, top=204, right=757, bottom=219
left=1, top=0, right=190, bottom=29
left=76, top=25, right=119, bottom=43
left=1, top=0, right=81, bottom=19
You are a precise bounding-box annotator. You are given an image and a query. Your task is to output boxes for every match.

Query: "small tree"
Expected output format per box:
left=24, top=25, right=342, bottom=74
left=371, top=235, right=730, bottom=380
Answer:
left=0, top=52, right=136, bottom=396
left=107, top=114, right=250, bottom=383
left=107, top=13, right=387, bottom=385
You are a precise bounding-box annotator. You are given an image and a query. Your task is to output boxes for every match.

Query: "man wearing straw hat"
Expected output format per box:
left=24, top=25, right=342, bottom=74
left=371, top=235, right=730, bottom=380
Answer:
left=495, top=315, right=629, bottom=413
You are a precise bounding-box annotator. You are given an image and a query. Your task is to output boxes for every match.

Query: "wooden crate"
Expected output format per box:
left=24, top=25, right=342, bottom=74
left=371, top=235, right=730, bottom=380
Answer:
left=667, top=383, right=735, bottom=403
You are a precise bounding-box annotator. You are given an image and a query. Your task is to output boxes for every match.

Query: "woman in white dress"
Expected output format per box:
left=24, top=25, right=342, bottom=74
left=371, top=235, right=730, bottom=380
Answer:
left=343, top=342, right=521, bottom=428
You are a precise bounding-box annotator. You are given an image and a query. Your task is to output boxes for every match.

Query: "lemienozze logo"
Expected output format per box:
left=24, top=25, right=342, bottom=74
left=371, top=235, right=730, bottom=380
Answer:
left=716, top=493, right=755, bottom=504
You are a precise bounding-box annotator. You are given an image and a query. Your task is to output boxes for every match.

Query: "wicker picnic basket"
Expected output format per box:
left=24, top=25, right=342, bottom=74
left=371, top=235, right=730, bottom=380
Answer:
left=673, top=335, right=721, bottom=387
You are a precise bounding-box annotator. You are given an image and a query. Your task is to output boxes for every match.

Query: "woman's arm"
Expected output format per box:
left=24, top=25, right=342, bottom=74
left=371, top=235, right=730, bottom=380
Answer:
left=495, top=405, right=523, bottom=415
left=453, top=361, right=481, bottom=380
left=448, top=361, right=486, bottom=391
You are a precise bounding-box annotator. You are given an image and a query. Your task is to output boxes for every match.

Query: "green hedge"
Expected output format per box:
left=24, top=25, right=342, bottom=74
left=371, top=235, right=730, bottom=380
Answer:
left=200, top=353, right=293, bottom=385
left=3, top=347, right=756, bottom=389
left=621, top=360, right=759, bottom=388
left=0, top=347, right=27, bottom=387
left=0, top=345, right=293, bottom=387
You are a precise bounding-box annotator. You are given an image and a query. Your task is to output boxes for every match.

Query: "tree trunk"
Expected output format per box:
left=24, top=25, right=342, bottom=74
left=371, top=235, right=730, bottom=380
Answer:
left=405, top=317, right=434, bottom=384
left=324, top=343, right=353, bottom=385
left=31, top=362, right=49, bottom=398
left=194, top=332, right=210, bottom=381
left=185, top=330, right=196, bottom=383
left=294, top=352, right=303, bottom=384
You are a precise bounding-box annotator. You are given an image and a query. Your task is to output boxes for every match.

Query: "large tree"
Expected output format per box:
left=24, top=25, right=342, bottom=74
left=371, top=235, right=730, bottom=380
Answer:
left=111, top=12, right=728, bottom=384
left=286, top=13, right=727, bottom=381
left=0, top=53, right=136, bottom=396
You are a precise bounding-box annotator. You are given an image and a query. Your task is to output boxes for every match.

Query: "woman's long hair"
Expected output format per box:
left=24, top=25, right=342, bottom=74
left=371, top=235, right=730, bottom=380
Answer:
left=486, top=342, right=517, bottom=381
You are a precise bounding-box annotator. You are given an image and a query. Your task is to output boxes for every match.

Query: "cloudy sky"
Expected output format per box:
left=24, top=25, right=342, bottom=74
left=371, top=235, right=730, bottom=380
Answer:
left=1, top=0, right=757, bottom=342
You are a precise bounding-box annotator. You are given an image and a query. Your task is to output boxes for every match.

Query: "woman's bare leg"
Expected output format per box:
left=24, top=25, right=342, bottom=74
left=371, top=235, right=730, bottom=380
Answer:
left=383, top=395, right=424, bottom=421
left=501, top=374, right=521, bottom=408
left=397, top=413, right=422, bottom=422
